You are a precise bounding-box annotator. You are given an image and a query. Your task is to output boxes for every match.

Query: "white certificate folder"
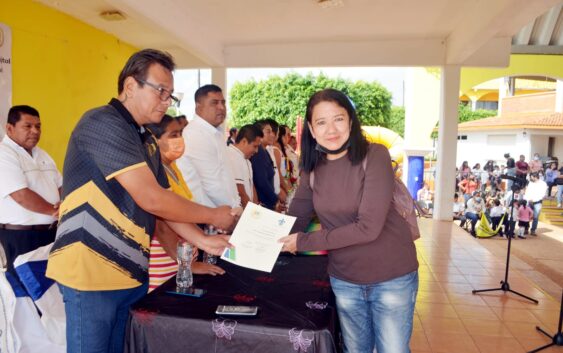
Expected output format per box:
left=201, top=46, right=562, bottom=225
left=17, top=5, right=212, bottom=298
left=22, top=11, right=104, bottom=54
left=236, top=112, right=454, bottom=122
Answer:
left=221, top=202, right=296, bottom=272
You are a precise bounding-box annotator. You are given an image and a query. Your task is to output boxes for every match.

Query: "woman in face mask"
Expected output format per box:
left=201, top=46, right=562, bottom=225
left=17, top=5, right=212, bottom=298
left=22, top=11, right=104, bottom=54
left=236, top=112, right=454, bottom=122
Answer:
left=529, top=153, right=544, bottom=174
left=146, top=115, right=225, bottom=292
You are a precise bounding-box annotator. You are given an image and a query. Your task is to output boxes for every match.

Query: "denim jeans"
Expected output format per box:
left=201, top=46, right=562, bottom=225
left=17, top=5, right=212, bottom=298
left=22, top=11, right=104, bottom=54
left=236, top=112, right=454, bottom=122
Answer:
left=465, top=212, right=480, bottom=232
left=59, top=282, right=148, bottom=353
left=531, top=202, right=542, bottom=232
left=506, top=168, right=516, bottom=190
left=330, top=271, right=418, bottom=353
left=557, top=185, right=563, bottom=206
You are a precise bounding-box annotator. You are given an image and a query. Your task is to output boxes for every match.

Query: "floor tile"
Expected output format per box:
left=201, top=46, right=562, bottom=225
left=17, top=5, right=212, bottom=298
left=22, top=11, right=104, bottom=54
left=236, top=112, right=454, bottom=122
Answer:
left=417, top=303, right=459, bottom=319
left=453, top=304, right=498, bottom=320
left=461, top=318, right=513, bottom=337
left=447, top=293, right=489, bottom=306
left=424, top=332, right=480, bottom=353
left=410, top=330, right=431, bottom=352
left=471, top=335, right=526, bottom=353
left=417, top=291, right=451, bottom=304
left=420, top=316, right=467, bottom=334
left=515, top=335, right=561, bottom=352
left=491, top=306, right=542, bottom=323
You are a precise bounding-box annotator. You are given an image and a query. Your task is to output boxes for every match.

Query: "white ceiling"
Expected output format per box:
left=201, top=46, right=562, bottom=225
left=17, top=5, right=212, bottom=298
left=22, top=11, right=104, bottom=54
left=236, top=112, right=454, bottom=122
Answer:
left=38, top=0, right=562, bottom=68
left=513, top=2, right=563, bottom=54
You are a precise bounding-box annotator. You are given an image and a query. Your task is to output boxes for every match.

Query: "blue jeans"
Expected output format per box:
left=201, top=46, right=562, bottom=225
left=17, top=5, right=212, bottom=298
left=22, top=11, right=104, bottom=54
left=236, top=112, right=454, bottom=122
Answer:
left=330, top=271, right=418, bottom=353
left=531, top=202, right=542, bottom=232
left=506, top=168, right=516, bottom=190
left=465, top=212, right=480, bottom=232
left=557, top=185, right=563, bottom=206
left=59, top=282, right=148, bottom=353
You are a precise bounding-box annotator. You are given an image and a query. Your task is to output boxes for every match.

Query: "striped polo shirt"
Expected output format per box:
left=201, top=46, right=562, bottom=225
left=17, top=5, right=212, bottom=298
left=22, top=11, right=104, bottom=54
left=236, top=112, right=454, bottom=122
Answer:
left=46, top=99, right=169, bottom=291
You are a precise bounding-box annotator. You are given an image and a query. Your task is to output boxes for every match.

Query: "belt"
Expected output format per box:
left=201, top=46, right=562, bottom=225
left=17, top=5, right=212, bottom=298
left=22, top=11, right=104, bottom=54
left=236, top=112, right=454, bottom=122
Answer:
left=0, top=223, right=56, bottom=231
left=532, top=200, right=543, bottom=205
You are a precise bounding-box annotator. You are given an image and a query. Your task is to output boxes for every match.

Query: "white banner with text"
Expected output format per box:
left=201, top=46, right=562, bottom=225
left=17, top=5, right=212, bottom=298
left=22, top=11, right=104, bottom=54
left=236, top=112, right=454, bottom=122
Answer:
left=0, top=23, right=13, bottom=138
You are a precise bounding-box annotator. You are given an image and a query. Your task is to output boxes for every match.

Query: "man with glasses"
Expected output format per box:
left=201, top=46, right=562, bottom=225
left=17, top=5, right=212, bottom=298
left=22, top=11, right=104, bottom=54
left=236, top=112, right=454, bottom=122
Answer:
left=176, top=84, right=241, bottom=208
left=46, top=49, right=236, bottom=353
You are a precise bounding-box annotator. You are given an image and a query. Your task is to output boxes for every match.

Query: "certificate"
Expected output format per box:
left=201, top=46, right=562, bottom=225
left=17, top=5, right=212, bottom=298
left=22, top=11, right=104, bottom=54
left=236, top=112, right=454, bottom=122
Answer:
left=221, top=202, right=296, bottom=272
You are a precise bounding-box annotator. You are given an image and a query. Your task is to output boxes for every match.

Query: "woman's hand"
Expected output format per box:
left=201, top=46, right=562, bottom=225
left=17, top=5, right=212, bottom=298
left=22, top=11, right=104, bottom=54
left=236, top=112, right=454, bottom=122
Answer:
left=278, top=233, right=298, bottom=254
left=201, top=234, right=232, bottom=256
left=192, top=262, right=226, bottom=276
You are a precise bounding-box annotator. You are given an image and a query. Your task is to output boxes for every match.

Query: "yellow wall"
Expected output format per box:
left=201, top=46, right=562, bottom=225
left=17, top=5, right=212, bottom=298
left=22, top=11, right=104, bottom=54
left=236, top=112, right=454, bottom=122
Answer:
left=460, top=54, right=563, bottom=95
left=0, top=0, right=138, bottom=167
left=403, top=68, right=440, bottom=149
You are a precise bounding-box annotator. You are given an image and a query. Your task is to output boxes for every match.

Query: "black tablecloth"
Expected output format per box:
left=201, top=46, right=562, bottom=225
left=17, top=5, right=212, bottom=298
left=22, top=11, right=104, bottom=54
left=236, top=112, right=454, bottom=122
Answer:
left=126, top=255, right=340, bottom=353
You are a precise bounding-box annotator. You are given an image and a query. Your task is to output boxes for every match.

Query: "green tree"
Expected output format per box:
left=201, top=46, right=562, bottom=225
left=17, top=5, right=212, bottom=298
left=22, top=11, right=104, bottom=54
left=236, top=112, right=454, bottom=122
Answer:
left=228, top=73, right=392, bottom=130
left=389, top=106, right=405, bottom=137
left=457, top=103, right=497, bottom=123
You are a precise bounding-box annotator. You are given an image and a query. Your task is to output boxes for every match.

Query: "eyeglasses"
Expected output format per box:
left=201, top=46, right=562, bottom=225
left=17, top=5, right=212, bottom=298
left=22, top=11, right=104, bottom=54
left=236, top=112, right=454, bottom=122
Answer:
left=135, top=78, right=179, bottom=105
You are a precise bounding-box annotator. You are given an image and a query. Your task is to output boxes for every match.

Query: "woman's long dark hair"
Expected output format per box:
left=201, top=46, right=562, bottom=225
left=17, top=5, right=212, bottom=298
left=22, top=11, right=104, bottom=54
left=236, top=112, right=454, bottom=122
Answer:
left=277, top=125, right=289, bottom=157
left=300, top=89, right=368, bottom=173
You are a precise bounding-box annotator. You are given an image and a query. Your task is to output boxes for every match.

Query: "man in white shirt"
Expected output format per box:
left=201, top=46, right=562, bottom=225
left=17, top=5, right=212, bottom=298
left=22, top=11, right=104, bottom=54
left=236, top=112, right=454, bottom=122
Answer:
left=0, top=105, right=62, bottom=274
left=176, top=85, right=240, bottom=208
left=226, top=125, right=263, bottom=207
left=524, top=172, right=548, bottom=236
left=465, top=191, right=485, bottom=237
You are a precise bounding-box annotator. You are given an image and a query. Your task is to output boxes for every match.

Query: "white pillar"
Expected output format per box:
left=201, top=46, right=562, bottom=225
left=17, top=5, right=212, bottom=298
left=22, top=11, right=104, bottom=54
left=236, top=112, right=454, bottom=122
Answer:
left=556, top=79, right=563, bottom=113
left=498, top=77, right=508, bottom=116
left=433, top=65, right=461, bottom=221
left=211, top=67, right=227, bottom=91
left=211, top=67, right=228, bottom=131
left=470, top=97, right=477, bottom=111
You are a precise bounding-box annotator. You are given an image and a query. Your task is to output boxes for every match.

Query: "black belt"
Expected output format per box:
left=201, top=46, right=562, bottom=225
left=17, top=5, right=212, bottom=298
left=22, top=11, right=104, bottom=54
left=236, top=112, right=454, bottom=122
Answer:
left=0, top=223, right=56, bottom=231
left=532, top=200, right=543, bottom=205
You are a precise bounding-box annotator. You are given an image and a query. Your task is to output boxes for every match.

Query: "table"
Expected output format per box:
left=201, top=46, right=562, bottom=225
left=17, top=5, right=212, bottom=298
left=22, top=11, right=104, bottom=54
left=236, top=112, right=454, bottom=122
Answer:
left=126, top=255, right=340, bottom=353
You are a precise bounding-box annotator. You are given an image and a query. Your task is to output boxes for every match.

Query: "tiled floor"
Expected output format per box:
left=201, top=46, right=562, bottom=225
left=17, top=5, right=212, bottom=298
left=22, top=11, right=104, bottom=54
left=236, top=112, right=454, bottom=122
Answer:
left=411, top=219, right=562, bottom=353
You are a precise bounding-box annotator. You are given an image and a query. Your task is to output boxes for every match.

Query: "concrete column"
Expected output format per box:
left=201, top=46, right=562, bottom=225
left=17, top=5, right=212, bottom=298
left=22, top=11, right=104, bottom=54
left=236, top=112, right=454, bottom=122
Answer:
left=498, top=77, right=508, bottom=115
left=402, top=68, right=439, bottom=188
left=470, top=97, right=477, bottom=111
left=211, top=67, right=228, bottom=131
left=211, top=67, right=227, bottom=91
left=556, top=79, right=563, bottom=113
left=507, top=77, right=515, bottom=97
left=433, top=65, right=461, bottom=221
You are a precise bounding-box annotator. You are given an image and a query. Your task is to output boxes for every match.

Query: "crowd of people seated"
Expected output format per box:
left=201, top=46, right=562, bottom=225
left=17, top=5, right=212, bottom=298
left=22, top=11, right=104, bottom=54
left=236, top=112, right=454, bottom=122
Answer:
left=452, top=153, right=560, bottom=238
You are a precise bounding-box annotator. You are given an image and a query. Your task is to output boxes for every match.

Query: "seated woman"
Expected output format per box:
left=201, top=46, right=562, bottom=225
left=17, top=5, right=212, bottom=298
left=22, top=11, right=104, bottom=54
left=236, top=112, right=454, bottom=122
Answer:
left=416, top=182, right=433, bottom=213
left=453, top=192, right=466, bottom=226
left=464, top=191, right=486, bottom=237
left=146, top=115, right=225, bottom=292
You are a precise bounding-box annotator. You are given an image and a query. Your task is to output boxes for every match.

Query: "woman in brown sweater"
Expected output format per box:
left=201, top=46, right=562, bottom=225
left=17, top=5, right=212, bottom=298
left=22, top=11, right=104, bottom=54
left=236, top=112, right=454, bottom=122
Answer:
left=280, top=89, right=419, bottom=353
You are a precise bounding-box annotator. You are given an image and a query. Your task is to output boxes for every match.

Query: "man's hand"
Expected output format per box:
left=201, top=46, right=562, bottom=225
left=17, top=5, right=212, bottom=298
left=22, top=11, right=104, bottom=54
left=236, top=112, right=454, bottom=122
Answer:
left=10, top=188, right=61, bottom=217
left=52, top=201, right=61, bottom=219
left=200, top=234, right=232, bottom=256
left=192, top=262, right=225, bottom=276
left=211, top=206, right=237, bottom=232
left=278, top=189, right=287, bottom=204
left=278, top=233, right=298, bottom=254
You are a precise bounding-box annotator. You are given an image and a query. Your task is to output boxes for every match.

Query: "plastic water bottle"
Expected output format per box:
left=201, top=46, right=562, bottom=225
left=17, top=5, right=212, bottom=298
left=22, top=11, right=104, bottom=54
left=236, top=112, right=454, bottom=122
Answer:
left=203, top=225, right=218, bottom=265
left=176, top=241, right=193, bottom=289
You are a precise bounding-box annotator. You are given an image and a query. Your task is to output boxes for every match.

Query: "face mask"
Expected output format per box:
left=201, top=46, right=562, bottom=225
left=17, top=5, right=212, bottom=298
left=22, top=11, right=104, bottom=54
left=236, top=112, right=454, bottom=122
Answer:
left=534, top=156, right=539, bottom=160
left=315, top=138, right=351, bottom=155
left=162, top=137, right=185, bottom=161
left=474, top=197, right=482, bottom=203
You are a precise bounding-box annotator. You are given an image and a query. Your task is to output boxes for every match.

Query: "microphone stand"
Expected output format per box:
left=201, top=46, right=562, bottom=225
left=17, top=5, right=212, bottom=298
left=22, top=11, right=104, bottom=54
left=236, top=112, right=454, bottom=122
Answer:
left=472, top=186, right=538, bottom=304
left=528, top=290, right=563, bottom=352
